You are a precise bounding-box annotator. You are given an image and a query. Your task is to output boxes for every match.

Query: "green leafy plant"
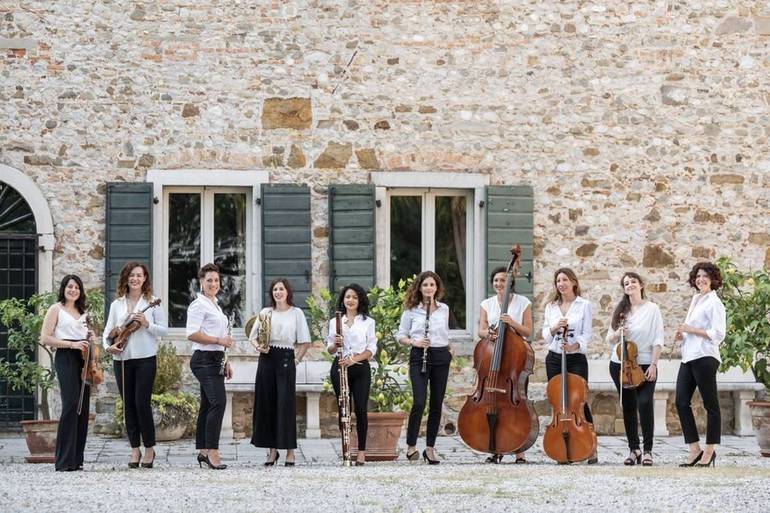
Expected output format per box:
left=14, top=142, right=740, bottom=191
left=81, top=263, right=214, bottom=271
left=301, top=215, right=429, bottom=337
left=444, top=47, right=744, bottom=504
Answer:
left=717, top=257, right=770, bottom=393
left=113, top=343, right=198, bottom=435
left=0, top=289, right=104, bottom=420
left=307, top=279, right=413, bottom=413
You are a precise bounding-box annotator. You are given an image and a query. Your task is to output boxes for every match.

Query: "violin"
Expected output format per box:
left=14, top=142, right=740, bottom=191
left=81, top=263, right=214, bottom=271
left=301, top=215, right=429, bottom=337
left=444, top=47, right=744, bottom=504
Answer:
left=616, top=313, right=645, bottom=390
left=77, top=313, right=103, bottom=415
left=457, top=245, right=539, bottom=457
left=542, top=325, right=597, bottom=464
left=107, top=298, right=162, bottom=352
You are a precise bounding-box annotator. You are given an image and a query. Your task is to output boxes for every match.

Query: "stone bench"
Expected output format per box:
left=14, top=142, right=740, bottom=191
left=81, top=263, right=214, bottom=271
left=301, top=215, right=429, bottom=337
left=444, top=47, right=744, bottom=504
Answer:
left=222, top=360, right=329, bottom=439
left=583, top=359, right=762, bottom=436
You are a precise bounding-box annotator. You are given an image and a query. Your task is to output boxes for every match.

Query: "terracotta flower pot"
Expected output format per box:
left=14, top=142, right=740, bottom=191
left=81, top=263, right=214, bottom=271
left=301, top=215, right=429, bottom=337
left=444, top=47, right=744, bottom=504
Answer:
left=748, top=401, right=770, bottom=457
left=20, top=420, right=58, bottom=463
left=350, top=411, right=406, bottom=461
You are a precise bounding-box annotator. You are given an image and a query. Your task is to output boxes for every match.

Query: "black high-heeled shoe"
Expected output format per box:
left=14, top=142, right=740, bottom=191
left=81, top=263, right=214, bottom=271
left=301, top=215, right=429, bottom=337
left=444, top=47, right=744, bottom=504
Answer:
left=197, top=452, right=206, bottom=468
left=423, top=449, right=440, bottom=465
left=129, top=451, right=142, bottom=469
left=679, top=450, right=703, bottom=467
left=696, top=451, right=716, bottom=467
left=485, top=454, right=503, bottom=464
left=141, top=452, right=155, bottom=469
left=264, top=451, right=280, bottom=466
left=201, top=453, right=227, bottom=470
left=406, top=449, right=420, bottom=461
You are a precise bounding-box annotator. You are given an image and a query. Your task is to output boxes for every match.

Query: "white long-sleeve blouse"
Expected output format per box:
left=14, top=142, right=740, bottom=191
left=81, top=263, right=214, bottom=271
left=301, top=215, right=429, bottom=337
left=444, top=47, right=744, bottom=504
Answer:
left=541, top=296, right=593, bottom=354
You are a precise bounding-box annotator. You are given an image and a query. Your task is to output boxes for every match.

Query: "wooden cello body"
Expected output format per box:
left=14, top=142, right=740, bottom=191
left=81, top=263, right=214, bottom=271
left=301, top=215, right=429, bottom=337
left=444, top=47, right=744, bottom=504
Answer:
left=542, top=327, right=597, bottom=463
left=457, top=246, right=539, bottom=456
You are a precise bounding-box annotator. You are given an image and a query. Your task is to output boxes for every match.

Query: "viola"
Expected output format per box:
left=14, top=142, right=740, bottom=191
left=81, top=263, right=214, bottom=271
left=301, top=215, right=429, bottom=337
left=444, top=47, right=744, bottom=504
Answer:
left=542, top=325, right=597, bottom=464
left=107, top=298, right=162, bottom=351
left=616, top=313, right=645, bottom=390
left=77, top=313, right=103, bottom=415
left=457, top=245, right=539, bottom=457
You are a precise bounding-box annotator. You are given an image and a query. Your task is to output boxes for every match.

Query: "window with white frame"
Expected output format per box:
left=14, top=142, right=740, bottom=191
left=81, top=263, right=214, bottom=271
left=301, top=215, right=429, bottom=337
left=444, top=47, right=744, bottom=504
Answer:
left=164, top=187, right=251, bottom=328
left=373, top=172, right=488, bottom=339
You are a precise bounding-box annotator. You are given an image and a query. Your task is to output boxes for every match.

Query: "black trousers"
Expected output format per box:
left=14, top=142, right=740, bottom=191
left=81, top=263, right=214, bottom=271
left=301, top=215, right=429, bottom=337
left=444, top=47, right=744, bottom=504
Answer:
left=252, top=347, right=297, bottom=450
left=330, top=358, right=371, bottom=450
left=190, top=350, right=226, bottom=450
left=545, top=351, right=594, bottom=424
left=676, top=356, right=721, bottom=445
left=54, top=348, right=90, bottom=471
left=114, top=356, right=157, bottom=448
left=609, top=362, right=656, bottom=452
left=406, top=346, right=451, bottom=447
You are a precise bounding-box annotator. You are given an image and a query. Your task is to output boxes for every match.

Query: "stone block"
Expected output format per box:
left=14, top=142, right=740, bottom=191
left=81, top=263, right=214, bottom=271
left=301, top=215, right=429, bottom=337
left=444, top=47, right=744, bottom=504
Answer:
left=715, top=16, right=752, bottom=36
left=287, top=144, right=306, bottom=168
left=576, top=243, right=598, bottom=257
left=355, top=148, right=380, bottom=169
left=661, top=85, right=687, bottom=106
left=692, top=247, right=715, bottom=259
left=642, top=245, right=674, bottom=268
left=181, top=103, right=199, bottom=118
left=693, top=209, right=726, bottom=224
left=314, top=142, right=352, bottom=169
left=755, top=15, right=770, bottom=35
left=709, top=174, right=744, bottom=185
left=748, top=233, right=770, bottom=245
left=262, top=97, right=312, bottom=129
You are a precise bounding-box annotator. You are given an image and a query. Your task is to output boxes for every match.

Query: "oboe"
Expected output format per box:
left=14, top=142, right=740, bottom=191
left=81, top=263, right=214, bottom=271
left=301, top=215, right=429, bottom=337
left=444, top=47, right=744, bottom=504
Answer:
left=420, top=297, right=432, bottom=375
left=219, top=313, right=233, bottom=376
left=336, top=311, right=352, bottom=466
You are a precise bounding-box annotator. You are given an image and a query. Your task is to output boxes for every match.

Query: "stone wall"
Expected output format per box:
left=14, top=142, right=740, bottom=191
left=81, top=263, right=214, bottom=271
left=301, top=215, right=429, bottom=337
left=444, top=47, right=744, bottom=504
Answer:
left=2, top=1, right=769, bottom=435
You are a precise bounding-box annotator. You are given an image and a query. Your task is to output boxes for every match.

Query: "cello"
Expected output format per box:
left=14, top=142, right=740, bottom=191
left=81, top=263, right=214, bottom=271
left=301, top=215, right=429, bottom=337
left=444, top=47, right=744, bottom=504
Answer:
left=542, top=325, right=597, bottom=463
left=457, top=245, right=539, bottom=457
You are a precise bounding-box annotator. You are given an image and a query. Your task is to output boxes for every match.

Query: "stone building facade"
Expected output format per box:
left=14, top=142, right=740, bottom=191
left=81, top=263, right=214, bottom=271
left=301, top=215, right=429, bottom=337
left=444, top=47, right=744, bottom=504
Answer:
left=1, top=1, right=769, bottom=436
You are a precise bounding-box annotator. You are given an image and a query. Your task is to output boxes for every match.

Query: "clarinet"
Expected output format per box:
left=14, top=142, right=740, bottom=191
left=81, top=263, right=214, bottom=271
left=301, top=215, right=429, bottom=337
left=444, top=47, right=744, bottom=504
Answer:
left=219, top=313, right=233, bottom=376
left=420, top=297, right=432, bottom=375
left=336, top=311, right=352, bottom=466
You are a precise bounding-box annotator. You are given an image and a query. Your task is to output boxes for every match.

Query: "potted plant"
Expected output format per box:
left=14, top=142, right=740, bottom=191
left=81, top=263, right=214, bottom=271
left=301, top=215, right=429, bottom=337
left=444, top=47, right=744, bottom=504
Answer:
left=717, top=257, right=770, bottom=456
left=113, top=343, right=197, bottom=441
left=0, top=289, right=104, bottom=462
left=307, top=279, right=412, bottom=461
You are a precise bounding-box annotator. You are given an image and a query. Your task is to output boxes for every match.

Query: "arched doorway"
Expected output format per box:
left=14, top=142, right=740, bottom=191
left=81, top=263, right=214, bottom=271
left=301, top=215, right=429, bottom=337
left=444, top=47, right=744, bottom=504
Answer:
left=0, top=165, right=54, bottom=429
left=0, top=181, right=37, bottom=427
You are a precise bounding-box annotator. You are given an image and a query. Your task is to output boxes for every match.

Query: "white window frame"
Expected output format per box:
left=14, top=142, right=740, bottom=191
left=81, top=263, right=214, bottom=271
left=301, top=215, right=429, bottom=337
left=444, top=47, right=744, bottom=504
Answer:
left=147, top=170, right=269, bottom=338
left=371, top=172, right=489, bottom=341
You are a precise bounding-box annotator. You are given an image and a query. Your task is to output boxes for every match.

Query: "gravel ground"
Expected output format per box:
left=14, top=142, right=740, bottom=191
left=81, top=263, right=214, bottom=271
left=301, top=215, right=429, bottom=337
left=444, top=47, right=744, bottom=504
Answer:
left=2, top=435, right=769, bottom=512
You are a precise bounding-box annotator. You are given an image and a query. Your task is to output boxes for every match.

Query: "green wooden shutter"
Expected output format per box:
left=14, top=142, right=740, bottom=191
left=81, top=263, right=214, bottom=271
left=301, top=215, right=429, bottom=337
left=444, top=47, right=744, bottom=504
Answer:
left=105, top=182, right=153, bottom=316
left=261, top=184, right=312, bottom=311
left=328, top=184, right=376, bottom=292
left=486, top=185, right=534, bottom=300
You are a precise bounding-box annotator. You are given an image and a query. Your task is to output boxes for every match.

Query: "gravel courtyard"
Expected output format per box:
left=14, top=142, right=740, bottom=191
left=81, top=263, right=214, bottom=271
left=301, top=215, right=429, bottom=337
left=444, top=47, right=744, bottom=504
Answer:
left=1, top=435, right=768, bottom=512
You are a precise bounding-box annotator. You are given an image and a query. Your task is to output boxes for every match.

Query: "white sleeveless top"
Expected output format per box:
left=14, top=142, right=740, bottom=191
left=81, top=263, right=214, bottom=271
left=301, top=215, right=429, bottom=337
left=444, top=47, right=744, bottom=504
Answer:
left=481, top=294, right=531, bottom=328
left=54, top=307, right=88, bottom=341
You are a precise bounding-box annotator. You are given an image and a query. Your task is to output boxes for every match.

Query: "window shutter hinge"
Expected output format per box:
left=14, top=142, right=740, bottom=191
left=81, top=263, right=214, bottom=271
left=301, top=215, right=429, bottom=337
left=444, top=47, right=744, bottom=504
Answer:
left=153, top=196, right=159, bottom=205
left=479, top=200, right=485, bottom=208
left=375, top=199, right=382, bottom=208
left=255, top=197, right=262, bottom=206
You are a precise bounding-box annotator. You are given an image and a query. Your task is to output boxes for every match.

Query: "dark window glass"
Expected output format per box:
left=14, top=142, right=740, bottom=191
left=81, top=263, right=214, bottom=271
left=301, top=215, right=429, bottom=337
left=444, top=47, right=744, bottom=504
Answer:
left=390, top=196, right=421, bottom=287
left=213, top=193, right=246, bottom=328
left=435, top=196, right=466, bottom=329
left=168, top=193, right=200, bottom=327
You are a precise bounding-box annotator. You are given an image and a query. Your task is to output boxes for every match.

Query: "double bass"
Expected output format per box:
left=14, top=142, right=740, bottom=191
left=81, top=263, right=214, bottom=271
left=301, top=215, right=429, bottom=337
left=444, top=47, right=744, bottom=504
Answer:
left=458, top=245, right=539, bottom=457
left=542, top=326, right=597, bottom=463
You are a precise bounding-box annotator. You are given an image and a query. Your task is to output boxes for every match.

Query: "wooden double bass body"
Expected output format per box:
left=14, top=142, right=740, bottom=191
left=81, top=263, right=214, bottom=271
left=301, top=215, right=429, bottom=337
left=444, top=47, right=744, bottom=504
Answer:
left=457, top=246, right=539, bottom=456
left=542, top=327, right=597, bottom=463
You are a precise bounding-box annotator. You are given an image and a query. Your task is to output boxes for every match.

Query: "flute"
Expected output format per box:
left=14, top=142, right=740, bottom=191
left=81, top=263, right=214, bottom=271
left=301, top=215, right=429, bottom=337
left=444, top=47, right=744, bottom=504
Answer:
left=420, top=297, right=432, bottom=375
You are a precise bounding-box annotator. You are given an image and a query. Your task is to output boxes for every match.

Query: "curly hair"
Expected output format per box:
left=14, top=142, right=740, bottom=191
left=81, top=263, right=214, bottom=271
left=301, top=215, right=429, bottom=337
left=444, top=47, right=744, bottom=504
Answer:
left=57, top=274, right=87, bottom=314
left=610, top=271, right=647, bottom=330
left=335, top=283, right=370, bottom=319
left=688, top=261, right=722, bottom=290
left=115, top=261, right=153, bottom=300
left=404, top=271, right=445, bottom=310
left=546, top=267, right=582, bottom=305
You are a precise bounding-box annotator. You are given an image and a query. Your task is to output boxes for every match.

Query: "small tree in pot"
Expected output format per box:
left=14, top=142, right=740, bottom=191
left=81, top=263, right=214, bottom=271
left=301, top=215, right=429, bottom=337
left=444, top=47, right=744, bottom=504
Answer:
left=307, top=279, right=412, bottom=460
left=717, top=257, right=770, bottom=456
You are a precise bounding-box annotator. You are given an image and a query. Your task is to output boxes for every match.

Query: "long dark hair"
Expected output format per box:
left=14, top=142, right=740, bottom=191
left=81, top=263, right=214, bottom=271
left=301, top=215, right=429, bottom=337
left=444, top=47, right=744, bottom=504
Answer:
left=404, top=271, right=445, bottom=309
left=611, top=272, right=647, bottom=330
left=57, top=274, right=87, bottom=314
left=335, top=283, right=370, bottom=320
left=268, top=278, right=294, bottom=308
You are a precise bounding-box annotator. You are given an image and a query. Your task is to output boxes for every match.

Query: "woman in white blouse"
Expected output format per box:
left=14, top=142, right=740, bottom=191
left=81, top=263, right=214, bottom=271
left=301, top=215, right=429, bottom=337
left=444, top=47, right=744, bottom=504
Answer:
left=326, top=284, right=377, bottom=466
left=103, top=262, right=167, bottom=468
left=675, top=262, right=726, bottom=467
left=397, top=271, right=452, bottom=465
left=477, top=265, right=533, bottom=464
left=186, top=263, right=234, bottom=470
left=249, top=278, right=311, bottom=466
left=541, top=267, right=597, bottom=463
left=40, top=275, right=94, bottom=471
left=606, top=272, right=664, bottom=466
